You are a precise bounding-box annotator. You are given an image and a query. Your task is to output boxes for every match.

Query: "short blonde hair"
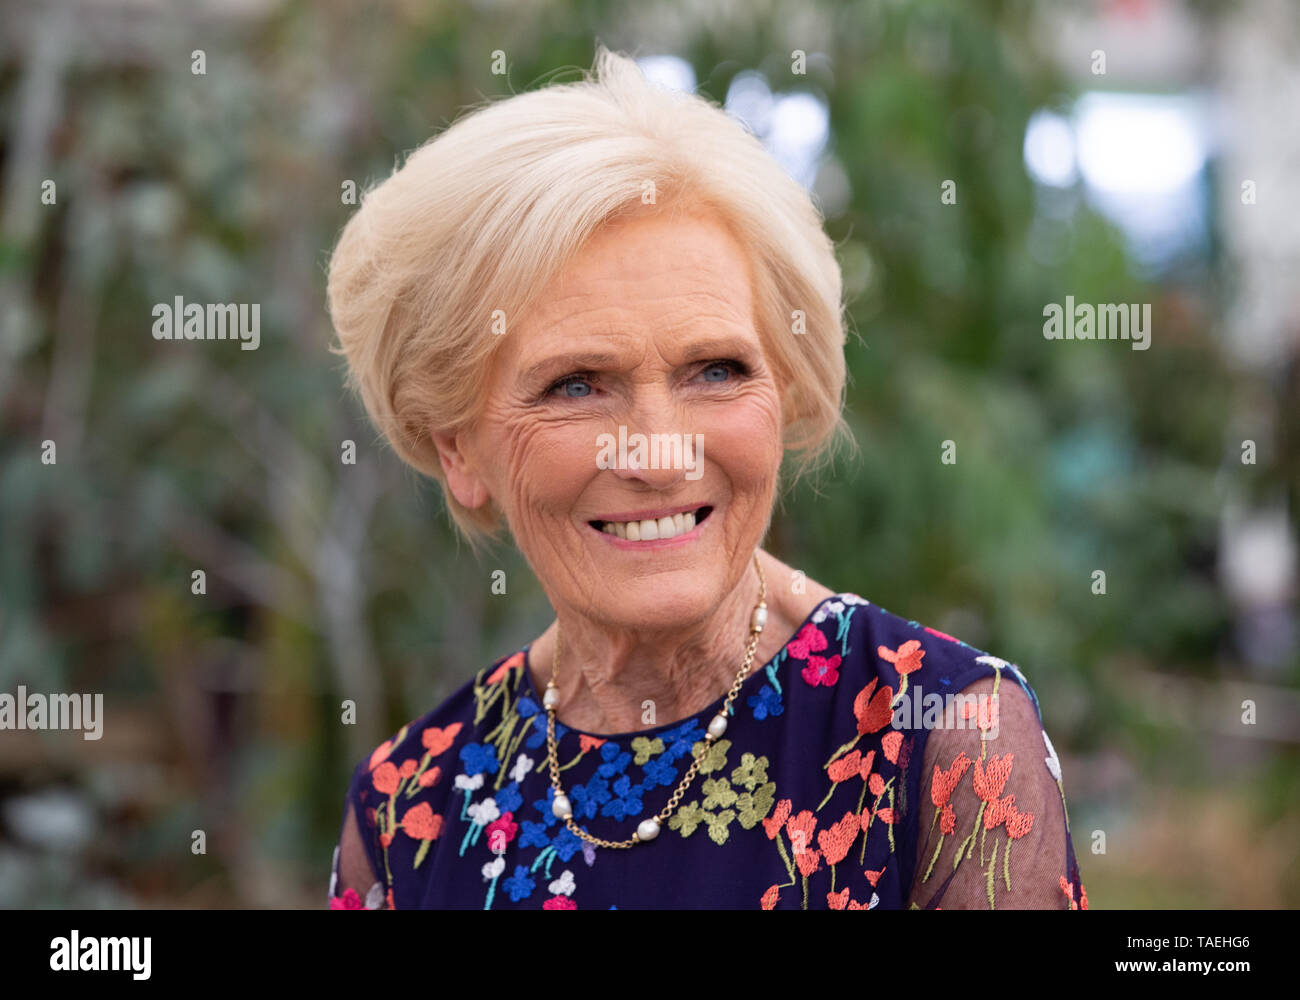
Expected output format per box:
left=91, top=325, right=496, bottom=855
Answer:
left=327, top=45, right=852, bottom=548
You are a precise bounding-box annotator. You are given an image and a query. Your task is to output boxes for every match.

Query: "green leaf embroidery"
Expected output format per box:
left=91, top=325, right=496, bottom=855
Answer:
left=706, top=809, right=736, bottom=845
left=631, top=736, right=665, bottom=766
left=668, top=801, right=707, bottom=837
left=730, top=752, right=769, bottom=791
left=691, top=738, right=731, bottom=774
left=702, top=776, right=738, bottom=810
left=736, top=781, right=776, bottom=829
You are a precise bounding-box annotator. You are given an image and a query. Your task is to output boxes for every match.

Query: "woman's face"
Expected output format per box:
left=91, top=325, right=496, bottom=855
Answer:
left=439, top=206, right=785, bottom=629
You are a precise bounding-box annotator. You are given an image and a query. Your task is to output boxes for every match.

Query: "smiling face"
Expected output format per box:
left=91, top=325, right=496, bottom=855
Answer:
left=435, top=205, right=785, bottom=630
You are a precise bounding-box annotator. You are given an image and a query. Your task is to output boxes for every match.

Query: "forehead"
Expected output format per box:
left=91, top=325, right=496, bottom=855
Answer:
left=505, top=207, right=759, bottom=361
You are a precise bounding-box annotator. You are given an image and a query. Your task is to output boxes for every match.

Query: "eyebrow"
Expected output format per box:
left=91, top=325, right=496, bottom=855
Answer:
left=519, top=336, right=759, bottom=387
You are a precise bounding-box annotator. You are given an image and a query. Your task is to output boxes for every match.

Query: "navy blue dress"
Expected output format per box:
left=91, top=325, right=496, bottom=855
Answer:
left=329, top=593, right=1088, bottom=910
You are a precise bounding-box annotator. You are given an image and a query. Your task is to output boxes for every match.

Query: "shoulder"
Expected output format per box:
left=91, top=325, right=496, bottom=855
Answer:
left=342, top=648, right=531, bottom=888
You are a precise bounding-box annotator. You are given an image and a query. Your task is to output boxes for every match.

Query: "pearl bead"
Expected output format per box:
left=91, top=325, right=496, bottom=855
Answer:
left=543, top=687, right=560, bottom=709
left=707, top=713, right=728, bottom=739
left=636, top=818, right=661, bottom=842
left=552, top=794, right=572, bottom=820
left=751, top=605, right=767, bottom=632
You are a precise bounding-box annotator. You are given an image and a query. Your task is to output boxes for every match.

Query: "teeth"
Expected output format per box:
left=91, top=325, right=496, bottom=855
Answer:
left=597, top=508, right=704, bottom=541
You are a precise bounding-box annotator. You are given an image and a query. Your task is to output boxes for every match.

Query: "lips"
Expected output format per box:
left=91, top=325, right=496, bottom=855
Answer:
left=589, top=505, right=713, bottom=541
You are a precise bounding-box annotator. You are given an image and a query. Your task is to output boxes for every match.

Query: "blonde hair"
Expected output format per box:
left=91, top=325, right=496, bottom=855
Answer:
left=326, top=45, right=852, bottom=549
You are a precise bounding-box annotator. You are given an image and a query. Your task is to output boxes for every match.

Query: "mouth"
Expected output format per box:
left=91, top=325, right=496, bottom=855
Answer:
left=588, top=505, right=713, bottom=542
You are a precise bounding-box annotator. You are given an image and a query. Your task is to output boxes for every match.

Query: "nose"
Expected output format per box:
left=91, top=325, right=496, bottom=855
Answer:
left=607, top=387, right=694, bottom=488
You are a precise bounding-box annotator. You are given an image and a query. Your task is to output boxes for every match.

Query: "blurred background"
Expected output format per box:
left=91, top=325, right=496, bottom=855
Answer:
left=1, top=0, right=1297, bottom=908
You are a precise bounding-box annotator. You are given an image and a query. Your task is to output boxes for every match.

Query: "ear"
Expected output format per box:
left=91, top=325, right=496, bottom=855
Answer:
left=431, top=428, right=491, bottom=510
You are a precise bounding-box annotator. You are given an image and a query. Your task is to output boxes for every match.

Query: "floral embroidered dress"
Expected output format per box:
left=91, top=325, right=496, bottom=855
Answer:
left=329, top=594, right=1088, bottom=910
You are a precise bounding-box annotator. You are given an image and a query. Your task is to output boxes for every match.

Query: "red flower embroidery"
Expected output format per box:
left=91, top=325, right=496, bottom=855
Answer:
left=972, top=753, right=1015, bottom=802
left=379, top=832, right=394, bottom=848
left=579, top=734, right=607, bottom=754
left=760, top=884, right=780, bottom=909
left=865, top=866, right=885, bottom=887
left=543, top=896, right=577, bottom=910
left=868, top=772, right=885, bottom=797
left=939, top=802, right=956, bottom=835
left=398, top=759, right=418, bottom=779
left=827, top=887, right=850, bottom=910
left=1004, top=801, right=1035, bottom=840
left=878, top=639, right=925, bottom=676
left=881, top=730, right=903, bottom=765
left=787, top=623, right=829, bottom=661
left=827, top=749, right=863, bottom=783
left=801, top=653, right=843, bottom=687
left=931, top=751, right=972, bottom=809
left=762, top=798, right=792, bottom=840
left=329, top=888, right=365, bottom=910
left=785, top=809, right=822, bottom=877
left=985, top=793, right=1013, bottom=830
left=817, top=811, right=860, bottom=866
left=486, top=651, right=524, bottom=685
left=372, top=761, right=400, bottom=796
left=400, top=802, right=442, bottom=841
left=924, top=626, right=960, bottom=644
left=417, top=765, right=442, bottom=788
left=421, top=722, right=463, bottom=756
left=853, top=678, right=894, bottom=735
left=486, top=812, right=519, bottom=853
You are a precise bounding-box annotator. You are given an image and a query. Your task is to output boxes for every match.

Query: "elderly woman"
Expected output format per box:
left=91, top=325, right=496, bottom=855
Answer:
left=325, top=47, right=1087, bottom=910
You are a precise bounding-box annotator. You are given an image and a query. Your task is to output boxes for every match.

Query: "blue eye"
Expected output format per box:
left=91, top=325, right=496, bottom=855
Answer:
left=548, top=375, right=592, bottom=398
left=700, top=360, right=746, bottom=383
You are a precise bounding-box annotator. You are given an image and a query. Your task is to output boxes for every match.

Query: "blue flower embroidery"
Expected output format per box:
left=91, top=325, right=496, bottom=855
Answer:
left=531, top=786, right=561, bottom=827
left=525, top=714, right=568, bottom=749
left=661, top=720, right=705, bottom=760
left=460, top=742, right=499, bottom=776
left=596, top=741, right=632, bottom=778
left=601, top=775, right=644, bottom=820
left=503, top=865, right=535, bottom=902
left=641, top=755, right=678, bottom=789
left=571, top=775, right=611, bottom=819
left=552, top=826, right=583, bottom=862
left=748, top=684, right=784, bottom=721
left=496, top=780, right=523, bottom=814
left=520, top=820, right=551, bottom=849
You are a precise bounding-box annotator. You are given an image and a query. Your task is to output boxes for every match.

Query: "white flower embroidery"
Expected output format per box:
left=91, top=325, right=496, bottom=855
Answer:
left=1043, top=729, right=1062, bottom=782
left=455, top=773, right=484, bottom=792
left=467, top=797, right=500, bottom=825
left=841, top=593, right=870, bottom=606
left=329, top=845, right=339, bottom=899
left=511, top=753, right=534, bottom=784
left=548, top=870, right=576, bottom=896
left=868, top=891, right=880, bottom=909
left=974, top=654, right=1011, bottom=671
left=364, top=882, right=385, bottom=909
left=482, top=856, right=506, bottom=881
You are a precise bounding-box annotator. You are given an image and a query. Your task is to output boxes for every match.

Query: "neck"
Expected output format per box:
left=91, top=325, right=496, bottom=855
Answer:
left=535, top=557, right=766, bottom=736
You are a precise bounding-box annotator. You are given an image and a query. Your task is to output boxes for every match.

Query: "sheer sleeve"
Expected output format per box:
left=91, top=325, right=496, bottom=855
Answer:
left=907, top=672, right=1083, bottom=909
left=328, top=793, right=390, bottom=910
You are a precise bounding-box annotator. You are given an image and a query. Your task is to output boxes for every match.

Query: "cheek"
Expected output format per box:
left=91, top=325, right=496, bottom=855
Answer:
left=491, top=410, right=597, bottom=514
left=699, top=386, right=784, bottom=484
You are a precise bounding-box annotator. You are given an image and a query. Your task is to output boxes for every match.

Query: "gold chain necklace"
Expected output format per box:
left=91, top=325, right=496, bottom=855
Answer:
left=543, top=552, right=768, bottom=848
